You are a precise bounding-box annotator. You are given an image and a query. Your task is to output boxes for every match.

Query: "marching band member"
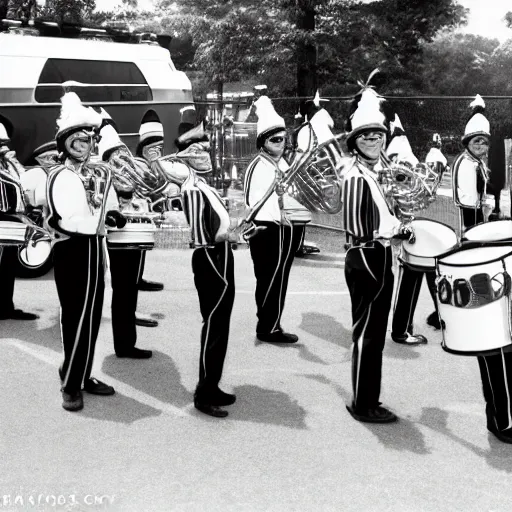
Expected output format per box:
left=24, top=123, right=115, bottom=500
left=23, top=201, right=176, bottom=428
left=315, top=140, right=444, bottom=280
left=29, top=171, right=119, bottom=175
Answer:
left=389, top=118, right=432, bottom=345
left=134, top=112, right=169, bottom=293
left=0, top=119, right=39, bottom=321
left=244, top=96, right=306, bottom=344
left=47, top=92, right=118, bottom=412
left=451, top=95, right=512, bottom=443
left=98, top=114, right=154, bottom=359
left=453, top=94, right=496, bottom=230
left=341, top=88, right=414, bottom=423
left=163, top=125, right=237, bottom=418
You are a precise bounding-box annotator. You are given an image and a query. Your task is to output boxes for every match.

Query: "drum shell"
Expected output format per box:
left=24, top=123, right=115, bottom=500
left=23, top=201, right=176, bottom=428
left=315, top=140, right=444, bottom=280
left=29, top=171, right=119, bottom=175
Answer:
left=436, top=244, right=512, bottom=356
left=401, top=219, right=458, bottom=270
left=107, top=219, right=156, bottom=251
left=463, top=219, right=512, bottom=243
left=0, top=220, right=27, bottom=245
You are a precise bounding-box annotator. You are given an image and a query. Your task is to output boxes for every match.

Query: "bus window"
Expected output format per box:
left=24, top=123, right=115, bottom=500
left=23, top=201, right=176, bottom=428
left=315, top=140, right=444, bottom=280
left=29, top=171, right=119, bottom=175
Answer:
left=35, top=59, right=152, bottom=102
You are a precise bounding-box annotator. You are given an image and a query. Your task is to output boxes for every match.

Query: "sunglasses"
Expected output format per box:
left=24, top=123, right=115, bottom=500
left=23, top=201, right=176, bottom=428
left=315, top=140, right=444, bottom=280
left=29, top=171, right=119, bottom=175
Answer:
left=437, top=271, right=510, bottom=309
left=268, top=136, right=285, bottom=144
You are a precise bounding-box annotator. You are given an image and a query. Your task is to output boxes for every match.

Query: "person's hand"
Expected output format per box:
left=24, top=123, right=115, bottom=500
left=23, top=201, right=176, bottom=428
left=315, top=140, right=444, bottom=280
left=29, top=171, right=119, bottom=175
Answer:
left=393, top=223, right=415, bottom=243
left=241, top=221, right=267, bottom=240
left=275, top=182, right=286, bottom=196
left=105, top=210, right=127, bottom=229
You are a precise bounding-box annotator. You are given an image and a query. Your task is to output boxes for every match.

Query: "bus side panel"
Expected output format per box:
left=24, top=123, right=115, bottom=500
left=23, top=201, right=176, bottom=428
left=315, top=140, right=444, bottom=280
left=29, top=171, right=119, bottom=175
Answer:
left=0, top=102, right=193, bottom=164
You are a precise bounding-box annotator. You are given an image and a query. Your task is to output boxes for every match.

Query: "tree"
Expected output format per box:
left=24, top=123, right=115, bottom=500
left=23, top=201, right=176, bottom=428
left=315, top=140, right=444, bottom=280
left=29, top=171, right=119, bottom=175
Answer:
left=39, top=0, right=96, bottom=24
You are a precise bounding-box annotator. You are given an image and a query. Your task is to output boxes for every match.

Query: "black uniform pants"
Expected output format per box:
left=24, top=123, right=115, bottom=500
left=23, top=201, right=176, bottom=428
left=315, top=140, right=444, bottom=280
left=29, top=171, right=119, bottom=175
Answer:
left=0, top=245, right=16, bottom=312
left=108, top=247, right=144, bottom=353
left=192, top=242, right=235, bottom=395
left=53, top=236, right=105, bottom=393
left=248, top=222, right=304, bottom=335
left=345, top=242, right=394, bottom=410
left=392, top=261, right=438, bottom=336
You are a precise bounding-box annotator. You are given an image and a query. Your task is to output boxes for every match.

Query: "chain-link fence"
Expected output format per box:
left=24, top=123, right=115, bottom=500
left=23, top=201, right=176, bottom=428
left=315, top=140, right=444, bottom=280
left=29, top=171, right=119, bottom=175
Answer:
left=199, top=96, right=512, bottom=234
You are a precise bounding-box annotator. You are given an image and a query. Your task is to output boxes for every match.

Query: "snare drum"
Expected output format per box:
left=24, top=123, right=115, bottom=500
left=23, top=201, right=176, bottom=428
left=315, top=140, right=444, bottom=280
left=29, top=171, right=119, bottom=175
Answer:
left=463, top=219, right=512, bottom=243
left=436, top=243, right=512, bottom=356
left=401, top=219, right=458, bottom=270
left=0, top=220, right=27, bottom=245
left=107, top=214, right=157, bottom=250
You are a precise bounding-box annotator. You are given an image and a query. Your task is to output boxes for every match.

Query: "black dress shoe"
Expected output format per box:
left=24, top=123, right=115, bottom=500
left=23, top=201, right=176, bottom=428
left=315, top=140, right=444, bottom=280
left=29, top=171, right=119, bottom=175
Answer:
left=488, top=424, right=512, bottom=444
left=62, top=390, right=84, bottom=412
left=135, top=315, right=158, bottom=328
left=256, top=331, right=299, bottom=343
left=426, top=311, right=444, bottom=330
left=116, top=347, right=153, bottom=359
left=0, top=309, right=39, bottom=320
left=346, top=403, right=398, bottom=424
left=83, top=378, right=115, bottom=396
left=138, top=279, right=164, bottom=292
left=194, top=399, right=229, bottom=418
left=392, top=333, right=428, bottom=345
left=207, top=388, right=236, bottom=406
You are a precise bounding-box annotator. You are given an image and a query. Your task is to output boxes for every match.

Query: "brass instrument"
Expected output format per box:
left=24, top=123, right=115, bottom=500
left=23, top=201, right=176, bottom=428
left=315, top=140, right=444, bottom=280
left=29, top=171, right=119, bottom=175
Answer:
left=73, top=158, right=111, bottom=239
left=377, top=151, right=445, bottom=220
left=0, top=148, right=53, bottom=268
left=285, top=123, right=343, bottom=214
left=229, top=138, right=317, bottom=241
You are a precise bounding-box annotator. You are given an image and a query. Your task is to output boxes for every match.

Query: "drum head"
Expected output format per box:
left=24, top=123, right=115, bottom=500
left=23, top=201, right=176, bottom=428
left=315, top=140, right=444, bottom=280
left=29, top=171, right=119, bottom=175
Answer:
left=403, top=219, right=458, bottom=258
left=19, top=240, right=52, bottom=269
left=438, top=244, right=512, bottom=266
left=464, top=220, right=512, bottom=242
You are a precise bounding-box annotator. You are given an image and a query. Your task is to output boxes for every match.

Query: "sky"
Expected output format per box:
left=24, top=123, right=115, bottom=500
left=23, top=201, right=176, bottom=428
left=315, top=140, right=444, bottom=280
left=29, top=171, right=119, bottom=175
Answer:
left=93, top=0, right=512, bottom=42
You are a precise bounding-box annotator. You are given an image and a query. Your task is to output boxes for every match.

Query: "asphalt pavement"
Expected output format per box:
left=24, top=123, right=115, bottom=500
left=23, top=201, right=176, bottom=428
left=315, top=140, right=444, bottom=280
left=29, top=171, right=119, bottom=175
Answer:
left=1, top=245, right=512, bottom=512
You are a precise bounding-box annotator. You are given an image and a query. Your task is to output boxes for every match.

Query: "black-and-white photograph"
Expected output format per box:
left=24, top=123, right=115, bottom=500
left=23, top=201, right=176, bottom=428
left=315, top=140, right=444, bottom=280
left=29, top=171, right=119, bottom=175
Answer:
left=1, top=0, right=512, bottom=510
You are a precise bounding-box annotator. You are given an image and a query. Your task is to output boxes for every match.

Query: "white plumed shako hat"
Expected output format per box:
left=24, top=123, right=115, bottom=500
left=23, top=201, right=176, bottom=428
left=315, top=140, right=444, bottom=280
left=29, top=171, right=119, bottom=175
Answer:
left=386, top=114, right=418, bottom=166
left=137, top=111, right=164, bottom=155
left=462, top=94, right=490, bottom=145
left=0, top=121, right=9, bottom=143
left=346, top=88, right=388, bottom=145
left=55, top=92, right=102, bottom=150
left=255, top=96, right=286, bottom=141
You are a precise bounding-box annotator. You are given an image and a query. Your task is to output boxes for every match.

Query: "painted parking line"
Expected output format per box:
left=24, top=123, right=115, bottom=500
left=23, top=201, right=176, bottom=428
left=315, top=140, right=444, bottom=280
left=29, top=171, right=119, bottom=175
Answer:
left=6, top=339, right=190, bottom=418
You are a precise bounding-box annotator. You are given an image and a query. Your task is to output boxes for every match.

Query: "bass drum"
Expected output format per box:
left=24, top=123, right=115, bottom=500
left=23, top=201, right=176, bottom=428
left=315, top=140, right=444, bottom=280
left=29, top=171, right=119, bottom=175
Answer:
left=436, top=243, right=512, bottom=356
left=401, top=218, right=458, bottom=270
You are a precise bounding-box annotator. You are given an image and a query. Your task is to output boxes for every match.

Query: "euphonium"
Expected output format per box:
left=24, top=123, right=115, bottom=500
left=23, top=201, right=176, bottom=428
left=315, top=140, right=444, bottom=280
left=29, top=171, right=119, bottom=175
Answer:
left=377, top=152, right=445, bottom=219
left=0, top=147, right=53, bottom=268
left=85, top=158, right=112, bottom=215
left=284, top=124, right=344, bottom=214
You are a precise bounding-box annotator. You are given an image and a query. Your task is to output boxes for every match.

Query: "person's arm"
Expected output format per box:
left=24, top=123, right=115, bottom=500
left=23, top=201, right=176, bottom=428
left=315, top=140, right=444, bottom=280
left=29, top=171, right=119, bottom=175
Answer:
left=49, top=169, right=102, bottom=234
left=454, top=157, right=479, bottom=207
left=342, top=174, right=378, bottom=239
left=182, top=186, right=208, bottom=246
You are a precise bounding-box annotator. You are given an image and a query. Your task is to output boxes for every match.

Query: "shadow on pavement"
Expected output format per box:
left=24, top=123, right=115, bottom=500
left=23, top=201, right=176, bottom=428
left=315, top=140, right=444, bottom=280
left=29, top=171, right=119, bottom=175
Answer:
left=420, top=407, right=512, bottom=473
left=253, top=336, right=329, bottom=365
left=101, top=350, right=190, bottom=409
left=229, top=384, right=307, bottom=429
left=0, top=314, right=62, bottom=353
left=299, top=311, right=352, bottom=349
left=299, top=312, right=421, bottom=361
left=79, top=392, right=162, bottom=424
